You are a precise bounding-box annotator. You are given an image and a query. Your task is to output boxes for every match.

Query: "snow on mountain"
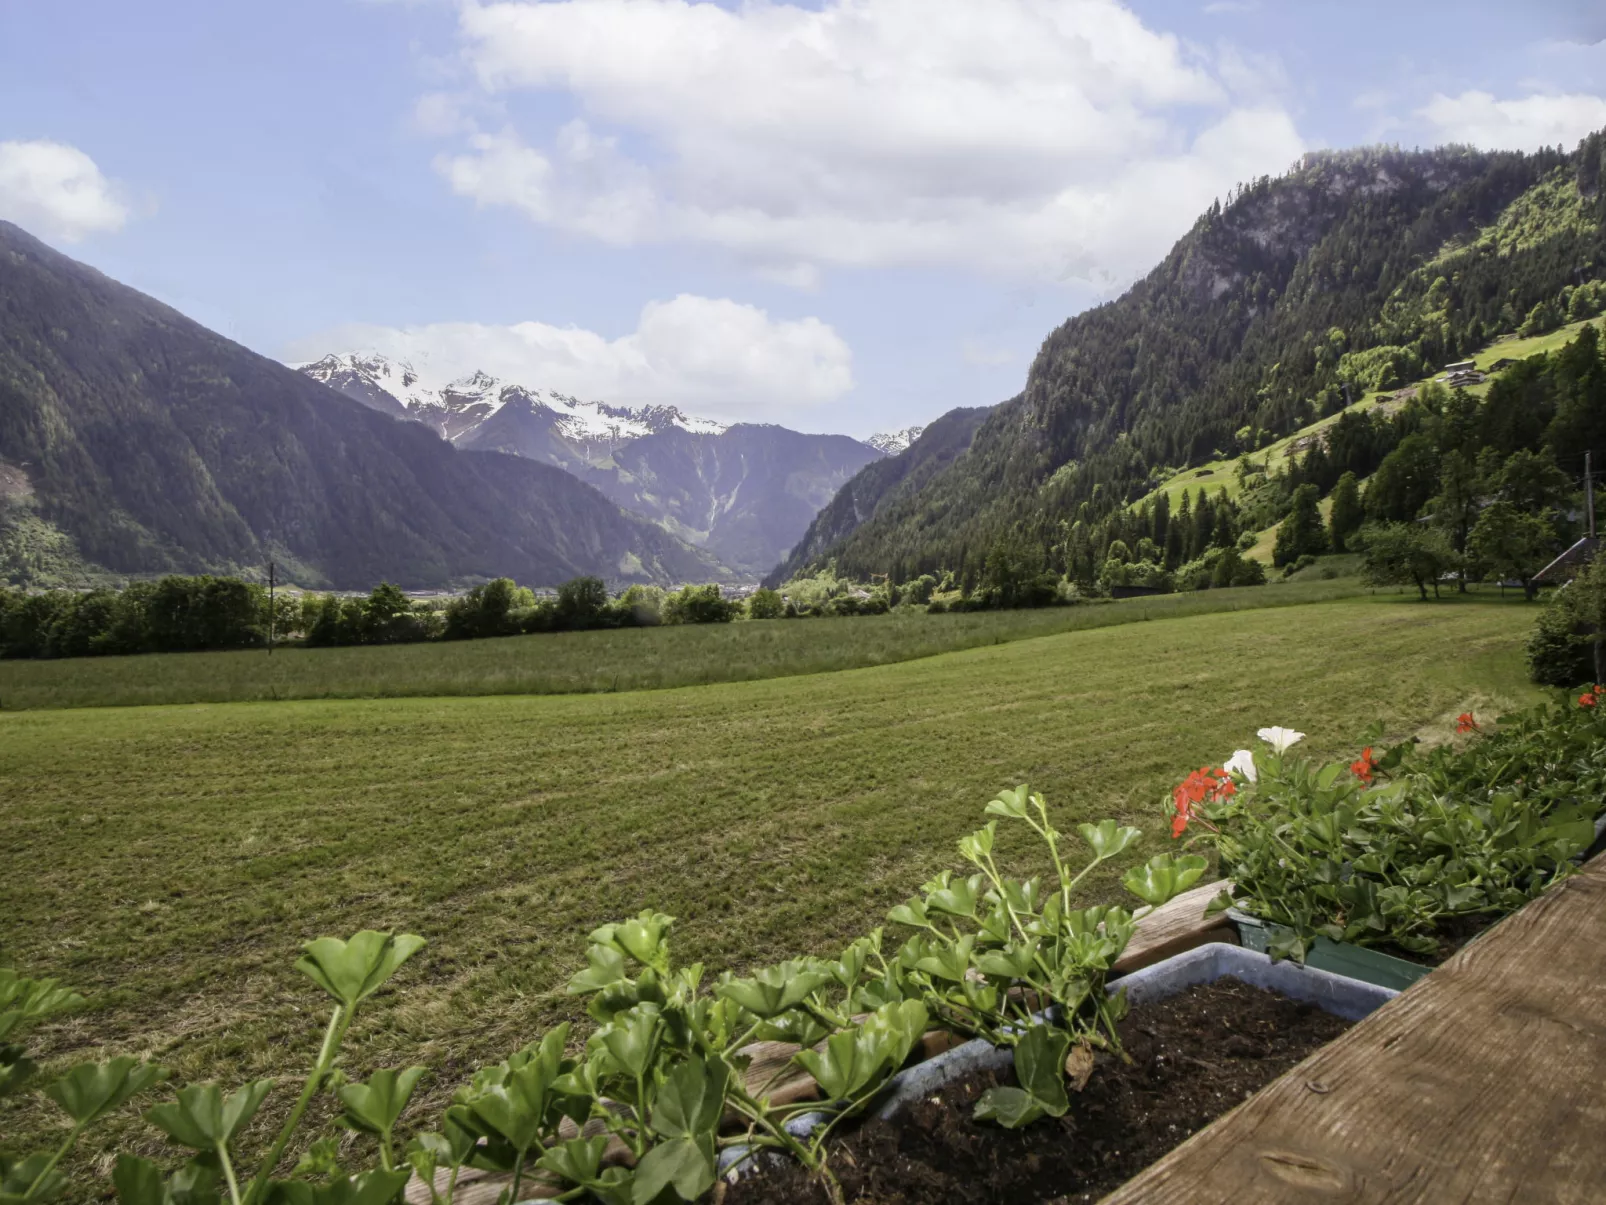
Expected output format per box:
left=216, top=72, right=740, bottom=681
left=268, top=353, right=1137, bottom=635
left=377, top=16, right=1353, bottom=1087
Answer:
left=866, top=426, right=925, bottom=455
left=296, top=352, right=727, bottom=446
left=295, top=351, right=887, bottom=577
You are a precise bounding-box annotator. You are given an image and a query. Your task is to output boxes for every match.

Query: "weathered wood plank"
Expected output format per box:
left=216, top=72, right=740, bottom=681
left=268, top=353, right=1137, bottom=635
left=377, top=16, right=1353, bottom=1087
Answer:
left=1112, top=879, right=1235, bottom=975
left=1100, top=859, right=1606, bottom=1204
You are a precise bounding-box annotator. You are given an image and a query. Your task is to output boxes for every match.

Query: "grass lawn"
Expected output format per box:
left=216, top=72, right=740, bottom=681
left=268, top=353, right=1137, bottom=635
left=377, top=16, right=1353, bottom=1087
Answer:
left=0, top=578, right=1371, bottom=711
left=0, top=591, right=1546, bottom=1180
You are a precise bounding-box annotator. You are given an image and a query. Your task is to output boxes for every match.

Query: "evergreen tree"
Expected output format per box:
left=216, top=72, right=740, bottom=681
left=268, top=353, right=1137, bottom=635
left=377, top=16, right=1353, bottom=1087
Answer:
left=1273, top=484, right=1330, bottom=567
left=1327, top=472, right=1363, bottom=553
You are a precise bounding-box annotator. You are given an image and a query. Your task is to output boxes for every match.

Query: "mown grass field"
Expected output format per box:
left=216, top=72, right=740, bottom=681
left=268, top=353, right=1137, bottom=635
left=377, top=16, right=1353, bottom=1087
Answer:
left=0, top=578, right=1372, bottom=711
left=0, top=592, right=1545, bottom=1178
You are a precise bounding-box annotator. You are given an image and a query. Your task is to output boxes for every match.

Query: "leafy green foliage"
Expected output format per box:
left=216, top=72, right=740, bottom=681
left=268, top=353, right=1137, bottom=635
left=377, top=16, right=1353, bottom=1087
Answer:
left=1191, top=705, right=1595, bottom=958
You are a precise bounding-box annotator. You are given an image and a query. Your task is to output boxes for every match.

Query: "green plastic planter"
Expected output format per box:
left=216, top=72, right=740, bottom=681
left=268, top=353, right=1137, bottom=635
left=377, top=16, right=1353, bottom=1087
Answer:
left=1229, top=911, right=1430, bottom=992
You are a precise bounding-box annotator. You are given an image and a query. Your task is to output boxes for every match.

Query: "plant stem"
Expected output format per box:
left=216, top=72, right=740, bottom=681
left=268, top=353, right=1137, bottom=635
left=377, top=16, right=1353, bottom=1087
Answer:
left=23, top=1124, right=81, bottom=1200
left=243, top=1003, right=351, bottom=1205
left=217, top=1142, right=244, bottom=1205
left=509, top=1152, right=525, bottom=1204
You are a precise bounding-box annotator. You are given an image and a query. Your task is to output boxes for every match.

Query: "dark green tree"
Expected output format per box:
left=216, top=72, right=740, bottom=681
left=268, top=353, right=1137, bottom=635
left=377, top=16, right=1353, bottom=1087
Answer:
left=1467, top=501, right=1557, bottom=601
left=1327, top=471, right=1363, bottom=553
left=1360, top=523, right=1458, bottom=600
left=1273, top=484, right=1329, bottom=567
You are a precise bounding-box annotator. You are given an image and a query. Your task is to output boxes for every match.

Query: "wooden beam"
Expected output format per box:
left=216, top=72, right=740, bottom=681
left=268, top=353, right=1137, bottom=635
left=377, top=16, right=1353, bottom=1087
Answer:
left=1112, top=879, right=1235, bottom=975
left=1100, top=858, right=1606, bottom=1203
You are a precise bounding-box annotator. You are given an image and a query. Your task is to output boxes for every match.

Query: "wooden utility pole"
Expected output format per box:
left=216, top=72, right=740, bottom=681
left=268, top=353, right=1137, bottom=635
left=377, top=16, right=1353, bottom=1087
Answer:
left=268, top=560, right=276, bottom=655
left=1588, top=452, right=1597, bottom=540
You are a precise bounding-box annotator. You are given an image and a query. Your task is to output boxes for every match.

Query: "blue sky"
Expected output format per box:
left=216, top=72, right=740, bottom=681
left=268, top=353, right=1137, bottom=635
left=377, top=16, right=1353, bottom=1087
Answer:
left=3, top=1, right=1604, bottom=439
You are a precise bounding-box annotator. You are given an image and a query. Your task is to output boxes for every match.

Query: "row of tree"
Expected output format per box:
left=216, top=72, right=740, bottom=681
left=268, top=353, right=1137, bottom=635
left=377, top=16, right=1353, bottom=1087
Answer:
left=0, top=576, right=759, bottom=661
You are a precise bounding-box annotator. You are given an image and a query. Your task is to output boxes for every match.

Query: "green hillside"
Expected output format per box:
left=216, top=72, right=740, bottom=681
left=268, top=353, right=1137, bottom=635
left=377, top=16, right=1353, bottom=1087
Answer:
left=783, top=135, right=1606, bottom=585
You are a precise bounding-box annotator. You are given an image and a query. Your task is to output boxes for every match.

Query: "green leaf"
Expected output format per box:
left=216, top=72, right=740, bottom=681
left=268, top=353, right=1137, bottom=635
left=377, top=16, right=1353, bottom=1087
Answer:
left=457, top=1027, right=572, bottom=1156
left=976, top=1024, right=1070, bottom=1128
left=566, top=944, right=630, bottom=995
left=1, top=1153, right=65, bottom=1204
left=263, top=1169, right=411, bottom=1205
left=1203, top=888, right=1236, bottom=917
left=44, top=1058, right=168, bottom=1127
left=145, top=1080, right=274, bottom=1151
left=714, top=962, right=832, bottom=1019
left=606, top=911, right=676, bottom=975
left=0, top=972, right=85, bottom=1044
left=336, top=1066, right=425, bottom=1138
left=972, top=940, right=1039, bottom=980
left=649, top=1057, right=730, bottom=1140
left=1011, top=1024, right=1071, bottom=1116
left=984, top=785, right=1032, bottom=820
left=600, top=1006, right=660, bottom=1080
left=885, top=897, right=929, bottom=928
left=535, top=1134, right=609, bottom=1187
left=112, top=1155, right=170, bottom=1205
left=631, top=1136, right=716, bottom=1205
left=0, top=1045, right=36, bottom=1100
left=1078, top=819, right=1141, bottom=861
left=956, top=822, right=996, bottom=866
left=925, top=873, right=982, bottom=919
left=294, top=932, right=425, bottom=1011
left=972, top=1085, right=1046, bottom=1129
left=1121, top=852, right=1208, bottom=906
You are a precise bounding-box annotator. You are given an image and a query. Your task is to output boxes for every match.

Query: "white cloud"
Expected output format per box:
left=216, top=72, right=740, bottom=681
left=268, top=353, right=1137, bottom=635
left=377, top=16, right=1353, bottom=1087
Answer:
left=1419, top=90, right=1606, bottom=152
left=427, top=0, right=1305, bottom=286
left=0, top=140, right=129, bottom=243
left=284, top=294, right=853, bottom=411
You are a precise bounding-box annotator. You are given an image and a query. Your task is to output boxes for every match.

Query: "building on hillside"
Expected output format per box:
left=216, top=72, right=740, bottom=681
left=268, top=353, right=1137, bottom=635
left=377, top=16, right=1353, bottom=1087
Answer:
left=1536, top=537, right=1601, bottom=585
left=1489, top=357, right=1518, bottom=372
left=1437, top=368, right=1487, bottom=388
left=1442, top=360, right=1476, bottom=374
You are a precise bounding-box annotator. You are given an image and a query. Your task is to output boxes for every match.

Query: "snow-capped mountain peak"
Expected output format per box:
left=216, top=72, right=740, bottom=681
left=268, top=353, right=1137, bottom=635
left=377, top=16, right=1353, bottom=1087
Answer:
left=866, top=426, right=925, bottom=455
left=295, top=352, right=729, bottom=444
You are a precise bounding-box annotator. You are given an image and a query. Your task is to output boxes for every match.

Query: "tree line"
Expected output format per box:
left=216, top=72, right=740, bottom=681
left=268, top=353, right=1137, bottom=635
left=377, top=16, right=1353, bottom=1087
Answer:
left=0, top=576, right=760, bottom=661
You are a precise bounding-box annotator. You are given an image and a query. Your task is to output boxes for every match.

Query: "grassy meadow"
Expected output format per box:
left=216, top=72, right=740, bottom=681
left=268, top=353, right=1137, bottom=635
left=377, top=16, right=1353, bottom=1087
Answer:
left=0, top=577, right=1375, bottom=711
left=0, top=590, right=1546, bottom=1174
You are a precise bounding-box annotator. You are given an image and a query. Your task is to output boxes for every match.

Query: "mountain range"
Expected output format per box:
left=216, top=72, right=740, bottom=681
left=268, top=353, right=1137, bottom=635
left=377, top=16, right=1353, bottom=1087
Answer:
left=786, top=134, right=1606, bottom=582
left=298, top=353, right=887, bottom=576
left=0, top=221, right=728, bottom=590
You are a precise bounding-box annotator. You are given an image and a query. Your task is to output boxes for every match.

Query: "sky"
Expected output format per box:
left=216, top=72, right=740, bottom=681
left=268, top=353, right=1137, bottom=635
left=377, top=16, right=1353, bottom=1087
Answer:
left=2, top=1, right=1605, bottom=440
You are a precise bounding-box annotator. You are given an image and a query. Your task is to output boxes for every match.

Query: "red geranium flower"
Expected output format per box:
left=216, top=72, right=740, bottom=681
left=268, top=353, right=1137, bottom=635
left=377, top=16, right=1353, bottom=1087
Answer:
left=1456, top=712, right=1479, bottom=734
left=1350, top=746, right=1376, bottom=784
left=1580, top=692, right=1597, bottom=709
left=1171, top=766, right=1232, bottom=836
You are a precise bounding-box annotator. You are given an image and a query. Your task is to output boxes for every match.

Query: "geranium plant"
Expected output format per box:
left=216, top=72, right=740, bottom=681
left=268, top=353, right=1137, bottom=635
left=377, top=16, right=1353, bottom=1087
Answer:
left=885, top=786, right=1205, bottom=1127
left=1179, top=716, right=1594, bottom=960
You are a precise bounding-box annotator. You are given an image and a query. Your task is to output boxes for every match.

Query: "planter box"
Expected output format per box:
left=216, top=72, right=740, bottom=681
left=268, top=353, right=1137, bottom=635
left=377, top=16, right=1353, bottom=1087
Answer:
left=1229, top=908, right=1431, bottom=992
left=718, top=941, right=1394, bottom=1181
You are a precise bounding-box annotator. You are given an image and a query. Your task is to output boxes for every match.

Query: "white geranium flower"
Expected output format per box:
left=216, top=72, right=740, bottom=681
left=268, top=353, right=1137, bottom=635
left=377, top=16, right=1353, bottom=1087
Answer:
left=1257, top=726, right=1305, bottom=755
left=1224, top=749, right=1258, bottom=782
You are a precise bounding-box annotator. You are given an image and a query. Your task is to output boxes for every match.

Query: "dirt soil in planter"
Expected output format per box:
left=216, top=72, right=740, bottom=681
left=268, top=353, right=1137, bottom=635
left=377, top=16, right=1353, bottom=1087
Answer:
left=724, top=978, right=1352, bottom=1205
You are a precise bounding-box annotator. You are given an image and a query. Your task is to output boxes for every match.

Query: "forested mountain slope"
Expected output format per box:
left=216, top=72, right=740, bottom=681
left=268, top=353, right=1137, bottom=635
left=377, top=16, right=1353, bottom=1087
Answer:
left=765, top=405, right=995, bottom=585
left=0, top=222, right=726, bottom=589
left=800, top=135, right=1606, bottom=582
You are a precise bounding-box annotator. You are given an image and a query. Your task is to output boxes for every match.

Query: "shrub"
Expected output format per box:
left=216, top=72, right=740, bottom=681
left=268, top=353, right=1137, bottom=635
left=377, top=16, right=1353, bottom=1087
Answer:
left=746, top=587, right=784, bottom=620
left=663, top=584, right=738, bottom=624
